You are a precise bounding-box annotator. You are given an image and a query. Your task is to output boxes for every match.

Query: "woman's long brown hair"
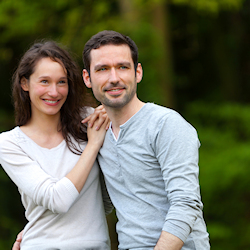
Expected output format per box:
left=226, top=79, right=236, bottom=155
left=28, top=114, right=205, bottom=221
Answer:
left=12, top=40, right=95, bottom=154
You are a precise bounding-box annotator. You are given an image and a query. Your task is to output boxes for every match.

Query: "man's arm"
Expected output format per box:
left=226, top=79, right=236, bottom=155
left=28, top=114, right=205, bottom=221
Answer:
left=154, top=231, right=183, bottom=250
left=155, top=111, right=203, bottom=245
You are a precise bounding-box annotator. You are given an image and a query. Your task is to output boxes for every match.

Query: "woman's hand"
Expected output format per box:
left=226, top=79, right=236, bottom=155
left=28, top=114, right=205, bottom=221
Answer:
left=12, top=230, right=23, bottom=250
left=87, top=114, right=109, bottom=149
left=82, top=105, right=109, bottom=131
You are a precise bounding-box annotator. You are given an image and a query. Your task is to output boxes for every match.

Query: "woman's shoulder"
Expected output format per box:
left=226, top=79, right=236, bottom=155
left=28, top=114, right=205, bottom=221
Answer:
left=0, top=127, right=19, bottom=141
left=0, top=127, right=22, bottom=151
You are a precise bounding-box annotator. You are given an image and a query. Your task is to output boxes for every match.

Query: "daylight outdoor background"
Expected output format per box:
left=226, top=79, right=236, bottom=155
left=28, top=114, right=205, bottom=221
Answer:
left=0, top=0, right=249, bottom=249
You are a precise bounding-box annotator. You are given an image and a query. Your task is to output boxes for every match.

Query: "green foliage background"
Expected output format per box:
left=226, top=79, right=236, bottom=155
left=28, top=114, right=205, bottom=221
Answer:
left=0, top=0, right=250, bottom=249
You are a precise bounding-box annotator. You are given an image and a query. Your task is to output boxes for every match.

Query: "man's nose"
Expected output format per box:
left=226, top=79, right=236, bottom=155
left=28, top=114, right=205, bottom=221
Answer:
left=109, top=68, right=119, bottom=83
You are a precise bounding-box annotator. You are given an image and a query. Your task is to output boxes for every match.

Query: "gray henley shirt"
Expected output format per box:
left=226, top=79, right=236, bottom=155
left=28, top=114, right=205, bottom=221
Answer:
left=98, top=103, right=210, bottom=249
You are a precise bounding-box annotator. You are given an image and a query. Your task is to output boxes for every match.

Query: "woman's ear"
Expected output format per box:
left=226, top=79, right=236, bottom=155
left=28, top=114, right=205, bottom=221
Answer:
left=20, top=77, right=29, bottom=91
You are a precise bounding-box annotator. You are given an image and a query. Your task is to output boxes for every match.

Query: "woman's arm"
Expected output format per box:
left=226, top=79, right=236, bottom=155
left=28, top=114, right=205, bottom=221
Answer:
left=66, top=116, right=109, bottom=192
left=0, top=113, right=109, bottom=214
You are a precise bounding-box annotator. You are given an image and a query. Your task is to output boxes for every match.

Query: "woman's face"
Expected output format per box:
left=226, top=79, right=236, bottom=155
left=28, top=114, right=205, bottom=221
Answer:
left=21, top=57, right=69, bottom=119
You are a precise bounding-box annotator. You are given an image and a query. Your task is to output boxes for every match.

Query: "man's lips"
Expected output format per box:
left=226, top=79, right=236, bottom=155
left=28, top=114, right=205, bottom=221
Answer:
left=105, top=88, right=125, bottom=95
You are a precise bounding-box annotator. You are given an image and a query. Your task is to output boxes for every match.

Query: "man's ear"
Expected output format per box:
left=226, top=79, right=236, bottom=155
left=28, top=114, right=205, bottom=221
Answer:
left=20, top=77, right=29, bottom=91
left=136, top=63, right=143, bottom=84
left=82, top=69, right=92, bottom=88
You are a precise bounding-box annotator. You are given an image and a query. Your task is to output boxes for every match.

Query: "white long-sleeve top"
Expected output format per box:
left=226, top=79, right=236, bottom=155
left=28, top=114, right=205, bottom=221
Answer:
left=0, top=127, right=111, bottom=250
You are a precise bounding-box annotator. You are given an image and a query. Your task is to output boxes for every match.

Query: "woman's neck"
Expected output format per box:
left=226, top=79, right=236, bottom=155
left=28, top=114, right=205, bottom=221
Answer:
left=20, top=113, right=64, bottom=149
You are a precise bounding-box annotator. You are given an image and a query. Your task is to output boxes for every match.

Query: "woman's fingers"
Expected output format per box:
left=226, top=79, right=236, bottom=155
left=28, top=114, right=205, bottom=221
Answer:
left=81, top=105, right=105, bottom=124
left=95, top=105, right=105, bottom=111
left=82, top=105, right=108, bottom=130
left=81, top=116, right=91, bottom=124
left=12, top=230, right=23, bottom=250
left=93, top=113, right=109, bottom=130
left=82, top=110, right=102, bottom=126
left=12, top=241, right=21, bottom=250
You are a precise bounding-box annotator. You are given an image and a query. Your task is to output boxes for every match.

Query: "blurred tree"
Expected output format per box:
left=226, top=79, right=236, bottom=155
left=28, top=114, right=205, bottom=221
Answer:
left=169, top=0, right=249, bottom=111
left=171, top=0, right=244, bottom=13
left=151, top=0, right=175, bottom=108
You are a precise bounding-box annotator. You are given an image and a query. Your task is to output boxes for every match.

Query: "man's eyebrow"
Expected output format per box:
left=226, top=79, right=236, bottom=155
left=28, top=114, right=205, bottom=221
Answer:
left=94, top=62, right=132, bottom=71
left=94, top=64, right=108, bottom=71
left=117, top=62, right=131, bottom=67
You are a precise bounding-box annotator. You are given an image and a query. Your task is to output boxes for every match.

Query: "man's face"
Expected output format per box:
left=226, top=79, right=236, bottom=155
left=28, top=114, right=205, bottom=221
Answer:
left=83, top=44, right=142, bottom=109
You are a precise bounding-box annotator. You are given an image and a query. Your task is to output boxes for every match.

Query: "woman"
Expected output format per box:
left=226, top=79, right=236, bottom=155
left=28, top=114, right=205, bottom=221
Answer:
left=0, top=41, right=111, bottom=249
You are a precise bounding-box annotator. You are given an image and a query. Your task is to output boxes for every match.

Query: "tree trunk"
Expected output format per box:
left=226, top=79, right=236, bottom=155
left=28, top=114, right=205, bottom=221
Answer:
left=152, top=0, right=175, bottom=108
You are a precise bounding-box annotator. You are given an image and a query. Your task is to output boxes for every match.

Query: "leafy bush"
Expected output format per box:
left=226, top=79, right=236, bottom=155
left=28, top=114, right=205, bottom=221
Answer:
left=185, top=102, right=250, bottom=249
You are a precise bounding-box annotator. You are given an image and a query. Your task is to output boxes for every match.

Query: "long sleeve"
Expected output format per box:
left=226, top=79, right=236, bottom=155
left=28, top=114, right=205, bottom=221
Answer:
left=0, top=129, right=79, bottom=214
left=155, top=112, right=203, bottom=242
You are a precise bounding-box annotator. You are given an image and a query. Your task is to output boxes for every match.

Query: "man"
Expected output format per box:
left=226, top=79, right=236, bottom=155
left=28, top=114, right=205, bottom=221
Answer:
left=82, top=30, right=210, bottom=249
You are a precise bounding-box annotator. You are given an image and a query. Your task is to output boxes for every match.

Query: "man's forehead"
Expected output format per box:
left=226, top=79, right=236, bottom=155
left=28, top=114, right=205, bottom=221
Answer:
left=90, top=44, right=132, bottom=63
left=95, top=43, right=130, bottom=51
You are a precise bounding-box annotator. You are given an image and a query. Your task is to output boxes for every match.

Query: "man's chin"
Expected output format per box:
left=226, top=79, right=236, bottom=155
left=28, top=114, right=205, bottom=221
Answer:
left=102, top=99, right=127, bottom=109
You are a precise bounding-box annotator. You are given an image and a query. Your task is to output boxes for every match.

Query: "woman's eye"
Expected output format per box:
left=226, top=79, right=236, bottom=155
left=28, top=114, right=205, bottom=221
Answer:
left=41, top=80, right=48, bottom=83
left=59, top=80, right=67, bottom=84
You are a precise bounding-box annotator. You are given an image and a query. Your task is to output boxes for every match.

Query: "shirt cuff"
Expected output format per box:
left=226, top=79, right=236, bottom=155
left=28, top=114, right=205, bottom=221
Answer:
left=163, top=219, right=191, bottom=243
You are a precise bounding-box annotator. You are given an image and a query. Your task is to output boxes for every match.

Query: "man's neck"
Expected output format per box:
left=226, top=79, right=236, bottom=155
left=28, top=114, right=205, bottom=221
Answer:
left=104, top=97, right=145, bottom=139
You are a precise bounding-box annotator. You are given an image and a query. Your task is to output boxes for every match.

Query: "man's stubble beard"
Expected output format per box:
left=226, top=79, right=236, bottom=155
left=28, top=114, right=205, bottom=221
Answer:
left=92, top=79, right=137, bottom=109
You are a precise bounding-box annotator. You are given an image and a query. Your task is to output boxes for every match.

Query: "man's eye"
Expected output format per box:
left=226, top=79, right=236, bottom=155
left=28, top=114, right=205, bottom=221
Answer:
left=41, top=80, right=48, bottom=83
left=99, top=68, right=107, bottom=71
left=120, top=66, right=128, bottom=69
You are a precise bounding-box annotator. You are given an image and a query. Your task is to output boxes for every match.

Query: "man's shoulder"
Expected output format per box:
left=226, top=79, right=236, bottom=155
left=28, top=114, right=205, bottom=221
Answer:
left=144, top=103, right=196, bottom=133
left=144, top=103, right=180, bottom=120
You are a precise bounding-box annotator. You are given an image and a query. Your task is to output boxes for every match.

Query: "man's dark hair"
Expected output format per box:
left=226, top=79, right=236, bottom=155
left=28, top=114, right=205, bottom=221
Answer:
left=83, top=30, right=139, bottom=75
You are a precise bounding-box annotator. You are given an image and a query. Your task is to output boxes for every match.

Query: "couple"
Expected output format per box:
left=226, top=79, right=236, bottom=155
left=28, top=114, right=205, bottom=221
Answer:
left=0, top=30, right=210, bottom=249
